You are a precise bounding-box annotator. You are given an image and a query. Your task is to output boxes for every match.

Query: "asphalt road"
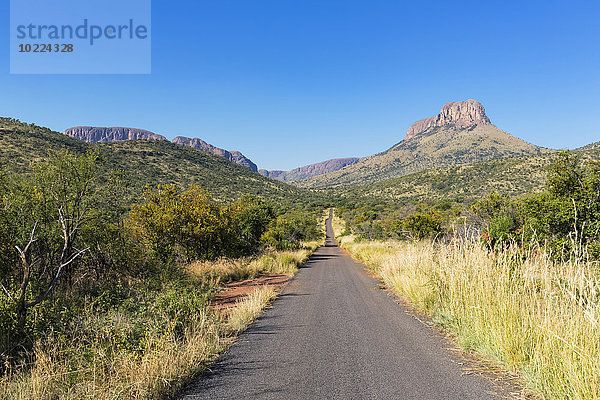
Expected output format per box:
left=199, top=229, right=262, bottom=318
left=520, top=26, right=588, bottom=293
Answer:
left=180, top=211, right=502, bottom=399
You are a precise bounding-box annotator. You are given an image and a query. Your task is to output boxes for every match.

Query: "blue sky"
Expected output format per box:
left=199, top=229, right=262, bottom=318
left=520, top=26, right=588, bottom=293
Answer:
left=1, top=0, right=599, bottom=170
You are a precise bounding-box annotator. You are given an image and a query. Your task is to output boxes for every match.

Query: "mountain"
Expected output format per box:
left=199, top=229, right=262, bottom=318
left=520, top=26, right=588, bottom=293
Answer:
left=296, top=100, right=549, bottom=188
left=338, top=153, right=554, bottom=204
left=172, top=136, right=258, bottom=172
left=337, top=145, right=600, bottom=204
left=259, top=157, right=361, bottom=182
left=1, top=118, right=323, bottom=207
left=64, top=126, right=258, bottom=172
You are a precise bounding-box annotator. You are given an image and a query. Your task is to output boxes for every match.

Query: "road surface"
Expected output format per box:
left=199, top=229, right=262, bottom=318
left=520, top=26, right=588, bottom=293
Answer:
left=180, top=211, right=503, bottom=399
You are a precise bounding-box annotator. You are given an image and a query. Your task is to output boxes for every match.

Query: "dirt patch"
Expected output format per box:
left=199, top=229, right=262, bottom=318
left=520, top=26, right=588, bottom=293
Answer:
left=211, top=274, right=291, bottom=310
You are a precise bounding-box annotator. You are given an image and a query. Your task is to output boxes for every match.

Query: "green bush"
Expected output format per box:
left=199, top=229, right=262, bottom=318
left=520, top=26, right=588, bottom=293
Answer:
left=400, top=210, right=443, bottom=240
left=474, top=152, right=600, bottom=258
left=128, top=187, right=275, bottom=262
left=261, top=212, right=321, bottom=250
left=223, top=195, right=275, bottom=256
left=127, top=185, right=223, bottom=262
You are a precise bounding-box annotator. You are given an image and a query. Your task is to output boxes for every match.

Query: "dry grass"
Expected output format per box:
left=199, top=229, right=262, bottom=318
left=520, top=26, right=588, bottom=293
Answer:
left=341, top=237, right=600, bottom=399
left=226, top=286, right=277, bottom=334
left=1, top=311, right=225, bottom=400
left=331, top=214, right=347, bottom=241
left=302, top=239, right=325, bottom=252
left=1, top=286, right=280, bottom=400
left=0, top=245, right=317, bottom=400
left=187, top=257, right=263, bottom=284
left=187, top=247, right=313, bottom=282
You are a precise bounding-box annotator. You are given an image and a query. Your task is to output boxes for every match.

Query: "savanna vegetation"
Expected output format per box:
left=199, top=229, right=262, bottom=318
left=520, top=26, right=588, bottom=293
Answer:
left=335, top=151, right=600, bottom=399
left=472, top=152, right=600, bottom=259
left=333, top=198, right=456, bottom=241
left=0, top=148, right=324, bottom=399
left=333, top=144, right=600, bottom=205
left=3, top=116, right=599, bottom=400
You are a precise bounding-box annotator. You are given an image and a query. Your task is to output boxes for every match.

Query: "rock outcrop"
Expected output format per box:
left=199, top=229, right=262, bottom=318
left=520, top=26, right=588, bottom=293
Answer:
left=259, top=157, right=361, bottom=182
left=64, top=126, right=167, bottom=142
left=405, top=99, right=491, bottom=140
left=63, top=126, right=258, bottom=172
left=172, top=136, right=258, bottom=172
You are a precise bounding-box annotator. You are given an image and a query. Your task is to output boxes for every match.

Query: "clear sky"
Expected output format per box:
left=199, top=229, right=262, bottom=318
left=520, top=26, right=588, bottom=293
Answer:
left=1, top=0, right=599, bottom=170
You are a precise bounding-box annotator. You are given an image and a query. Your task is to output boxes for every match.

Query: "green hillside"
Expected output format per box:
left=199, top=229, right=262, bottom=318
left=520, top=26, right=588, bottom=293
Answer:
left=336, top=146, right=600, bottom=204
left=579, top=141, right=600, bottom=151
left=0, top=117, right=325, bottom=208
left=297, top=124, right=550, bottom=188
left=2, top=116, right=596, bottom=209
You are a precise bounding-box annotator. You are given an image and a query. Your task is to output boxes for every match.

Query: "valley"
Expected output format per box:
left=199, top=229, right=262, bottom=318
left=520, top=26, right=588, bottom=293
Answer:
left=1, top=99, right=599, bottom=400
left=3, top=1, right=598, bottom=399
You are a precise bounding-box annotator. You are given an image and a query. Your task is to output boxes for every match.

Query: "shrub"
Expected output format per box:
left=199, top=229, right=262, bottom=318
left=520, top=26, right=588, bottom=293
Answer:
left=471, top=191, right=510, bottom=222
left=474, top=152, right=600, bottom=257
left=128, top=188, right=276, bottom=262
left=261, top=212, right=321, bottom=250
left=400, top=210, right=443, bottom=240
left=127, top=185, right=222, bottom=263
left=222, top=195, right=275, bottom=256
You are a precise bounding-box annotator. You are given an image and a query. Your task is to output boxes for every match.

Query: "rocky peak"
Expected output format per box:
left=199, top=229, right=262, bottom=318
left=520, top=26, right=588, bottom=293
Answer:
left=405, top=99, right=491, bottom=140
left=64, top=126, right=167, bottom=142
left=172, top=136, right=258, bottom=172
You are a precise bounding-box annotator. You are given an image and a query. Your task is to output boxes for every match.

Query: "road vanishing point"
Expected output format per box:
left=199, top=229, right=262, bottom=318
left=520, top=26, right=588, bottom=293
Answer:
left=181, top=211, right=504, bottom=400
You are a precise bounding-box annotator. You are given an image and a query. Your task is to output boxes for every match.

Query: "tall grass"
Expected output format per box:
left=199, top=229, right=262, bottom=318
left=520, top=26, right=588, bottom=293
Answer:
left=1, top=302, right=225, bottom=399
left=227, top=286, right=277, bottom=333
left=186, top=247, right=313, bottom=282
left=341, top=237, right=600, bottom=399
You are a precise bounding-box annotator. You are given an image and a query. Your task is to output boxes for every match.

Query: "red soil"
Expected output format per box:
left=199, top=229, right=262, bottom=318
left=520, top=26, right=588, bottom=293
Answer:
left=211, top=273, right=291, bottom=310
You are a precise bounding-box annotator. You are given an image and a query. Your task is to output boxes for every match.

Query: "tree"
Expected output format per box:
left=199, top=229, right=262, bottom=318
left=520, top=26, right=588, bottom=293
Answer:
left=0, top=150, right=101, bottom=331
left=223, top=195, right=274, bottom=256
left=538, top=152, right=600, bottom=255
left=127, top=185, right=222, bottom=262
left=401, top=210, right=443, bottom=240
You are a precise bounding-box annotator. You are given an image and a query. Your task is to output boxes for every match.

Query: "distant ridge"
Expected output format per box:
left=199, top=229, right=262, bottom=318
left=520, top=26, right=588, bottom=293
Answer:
left=578, top=141, right=600, bottom=151
left=173, top=136, right=258, bottom=172
left=64, top=126, right=258, bottom=172
left=2, top=117, right=316, bottom=205
left=259, top=157, right=361, bottom=182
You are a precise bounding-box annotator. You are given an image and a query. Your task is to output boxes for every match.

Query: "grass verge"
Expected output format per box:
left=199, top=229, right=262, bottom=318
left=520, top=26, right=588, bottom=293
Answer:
left=226, top=286, right=277, bottom=334
left=340, top=237, right=600, bottom=400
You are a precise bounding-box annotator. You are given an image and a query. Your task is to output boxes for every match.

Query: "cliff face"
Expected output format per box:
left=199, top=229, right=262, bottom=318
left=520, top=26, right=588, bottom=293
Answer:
left=63, top=126, right=258, bottom=172
left=259, top=157, right=361, bottom=182
left=405, top=99, right=491, bottom=140
left=172, top=136, right=258, bottom=172
left=64, top=126, right=167, bottom=142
